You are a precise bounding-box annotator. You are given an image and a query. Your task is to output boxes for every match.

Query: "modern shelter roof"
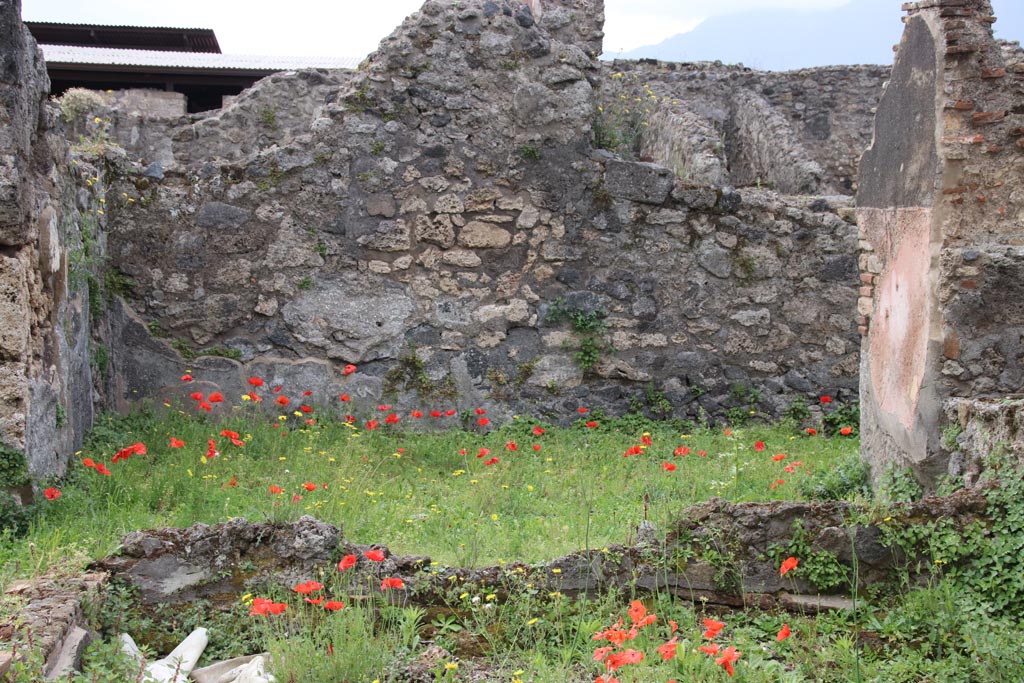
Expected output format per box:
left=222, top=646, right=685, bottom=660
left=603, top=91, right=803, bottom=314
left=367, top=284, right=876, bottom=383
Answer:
left=40, top=44, right=361, bottom=72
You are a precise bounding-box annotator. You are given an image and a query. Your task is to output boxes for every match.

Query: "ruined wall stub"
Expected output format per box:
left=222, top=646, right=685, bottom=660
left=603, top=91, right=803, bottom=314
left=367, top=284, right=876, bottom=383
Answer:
left=857, top=0, right=1024, bottom=487
left=0, top=0, right=100, bottom=481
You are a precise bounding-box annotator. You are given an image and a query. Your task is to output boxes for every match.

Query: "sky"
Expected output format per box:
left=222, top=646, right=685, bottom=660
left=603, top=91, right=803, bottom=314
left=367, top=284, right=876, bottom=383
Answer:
left=19, top=0, right=1024, bottom=63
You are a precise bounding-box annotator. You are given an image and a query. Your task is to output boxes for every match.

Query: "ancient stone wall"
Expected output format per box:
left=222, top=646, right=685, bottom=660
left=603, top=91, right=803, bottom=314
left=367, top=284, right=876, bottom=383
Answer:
left=857, top=0, right=1024, bottom=488
left=84, top=0, right=862, bottom=426
left=0, top=0, right=874, bottom=486
left=0, top=0, right=100, bottom=481
left=104, top=89, right=186, bottom=118
left=601, top=60, right=889, bottom=195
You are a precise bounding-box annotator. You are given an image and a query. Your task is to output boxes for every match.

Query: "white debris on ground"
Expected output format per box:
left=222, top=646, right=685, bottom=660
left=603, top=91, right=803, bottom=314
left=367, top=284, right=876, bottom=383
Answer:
left=120, top=628, right=275, bottom=683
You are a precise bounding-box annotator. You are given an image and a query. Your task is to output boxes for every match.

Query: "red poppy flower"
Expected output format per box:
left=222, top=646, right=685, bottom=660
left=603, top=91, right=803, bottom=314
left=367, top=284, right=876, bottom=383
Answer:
left=586, top=421, right=598, bottom=428
left=208, top=392, right=224, bottom=403
left=430, top=410, right=442, bottom=418
left=820, top=395, right=832, bottom=404
left=250, top=597, right=287, bottom=616
left=221, top=429, right=239, bottom=440
left=702, top=619, right=725, bottom=639
left=532, top=444, right=541, bottom=451
left=806, top=427, right=817, bottom=436
left=273, top=385, right=282, bottom=393
left=300, top=405, right=313, bottom=413
left=662, top=462, right=676, bottom=472
left=773, top=453, right=786, bottom=461
left=365, top=419, right=379, bottom=431
left=365, top=549, right=385, bottom=562
left=113, top=442, right=147, bottom=463
left=198, top=401, right=212, bottom=412
left=338, top=554, right=357, bottom=571
left=228, top=476, right=237, bottom=487
left=532, top=426, right=545, bottom=436
left=344, top=414, right=355, bottom=423
left=248, top=377, right=264, bottom=387
left=304, top=596, right=324, bottom=606
left=641, top=434, right=652, bottom=447
left=445, top=409, right=456, bottom=416
left=380, top=577, right=404, bottom=590
left=95, top=464, right=111, bottom=476
left=715, top=646, right=741, bottom=676
left=779, top=556, right=799, bottom=576
left=627, top=600, right=647, bottom=625
left=840, top=426, right=853, bottom=436
left=474, top=408, right=486, bottom=415
left=291, top=493, right=303, bottom=504
left=478, top=417, right=490, bottom=426
left=82, top=458, right=95, bottom=468
left=698, top=450, right=707, bottom=457
left=505, top=441, right=518, bottom=451
left=248, top=391, right=262, bottom=403
left=190, top=391, right=204, bottom=402
left=578, top=407, right=588, bottom=414
left=777, top=623, right=791, bottom=641
left=269, top=485, right=283, bottom=495
left=377, top=404, right=391, bottom=412
left=324, top=601, right=345, bottom=611
left=411, top=410, right=423, bottom=418
left=293, top=581, right=324, bottom=595
left=275, top=395, right=290, bottom=407
left=303, top=390, right=312, bottom=396
left=340, top=393, right=351, bottom=402
left=754, top=441, right=765, bottom=451
left=657, top=638, right=678, bottom=661
left=169, top=437, right=185, bottom=448
left=674, top=446, right=689, bottom=457
left=484, top=457, right=499, bottom=466
left=699, top=643, right=721, bottom=656
left=669, top=619, right=678, bottom=635
left=181, top=374, right=193, bottom=382
left=303, top=482, right=317, bottom=491
left=43, top=487, right=61, bottom=501
left=385, top=413, right=399, bottom=425
left=605, top=649, right=643, bottom=672
left=593, top=647, right=613, bottom=662
left=343, top=364, right=357, bottom=375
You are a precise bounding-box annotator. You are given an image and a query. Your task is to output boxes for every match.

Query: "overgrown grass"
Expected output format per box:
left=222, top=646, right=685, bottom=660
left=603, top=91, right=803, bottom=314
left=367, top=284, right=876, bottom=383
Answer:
left=0, top=401, right=859, bottom=579
left=5, top=390, right=1024, bottom=682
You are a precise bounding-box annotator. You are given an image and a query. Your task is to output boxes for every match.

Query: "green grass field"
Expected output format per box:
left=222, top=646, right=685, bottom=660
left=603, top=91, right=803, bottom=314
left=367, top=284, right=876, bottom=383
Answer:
left=4, top=386, right=1024, bottom=683
left=3, top=395, right=860, bottom=576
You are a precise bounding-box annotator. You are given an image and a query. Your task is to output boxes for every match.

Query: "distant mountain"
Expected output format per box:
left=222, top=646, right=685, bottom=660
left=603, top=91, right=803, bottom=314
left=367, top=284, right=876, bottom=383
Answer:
left=616, top=0, right=1024, bottom=71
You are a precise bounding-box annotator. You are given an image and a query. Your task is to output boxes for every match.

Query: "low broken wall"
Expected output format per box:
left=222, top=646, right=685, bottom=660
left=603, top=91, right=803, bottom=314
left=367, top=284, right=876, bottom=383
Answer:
left=88, top=488, right=989, bottom=612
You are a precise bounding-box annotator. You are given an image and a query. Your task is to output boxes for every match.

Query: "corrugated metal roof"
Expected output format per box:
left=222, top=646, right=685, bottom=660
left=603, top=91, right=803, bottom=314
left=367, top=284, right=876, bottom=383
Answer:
left=40, top=44, right=361, bottom=71
left=26, top=22, right=222, bottom=53
left=27, top=21, right=213, bottom=31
